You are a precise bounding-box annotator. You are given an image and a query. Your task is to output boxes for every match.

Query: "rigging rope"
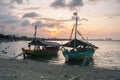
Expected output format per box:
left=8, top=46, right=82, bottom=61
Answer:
left=69, top=24, right=75, bottom=40
left=69, top=24, right=85, bottom=40
left=77, top=30, right=84, bottom=40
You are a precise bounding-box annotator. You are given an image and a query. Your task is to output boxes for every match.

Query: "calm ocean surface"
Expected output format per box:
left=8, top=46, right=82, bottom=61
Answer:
left=0, top=40, right=120, bottom=70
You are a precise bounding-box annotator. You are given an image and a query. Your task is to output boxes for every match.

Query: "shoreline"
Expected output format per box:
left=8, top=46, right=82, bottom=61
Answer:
left=0, top=58, right=120, bottom=80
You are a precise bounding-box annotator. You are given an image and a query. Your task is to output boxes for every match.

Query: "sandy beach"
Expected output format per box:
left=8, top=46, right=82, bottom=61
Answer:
left=0, top=58, right=120, bottom=80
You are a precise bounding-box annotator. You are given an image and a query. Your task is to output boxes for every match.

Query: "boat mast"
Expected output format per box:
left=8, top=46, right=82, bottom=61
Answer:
left=34, top=24, right=37, bottom=39
left=73, top=12, right=78, bottom=49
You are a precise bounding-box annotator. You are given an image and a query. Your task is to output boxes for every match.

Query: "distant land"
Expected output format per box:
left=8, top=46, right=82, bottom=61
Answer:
left=0, top=33, right=120, bottom=42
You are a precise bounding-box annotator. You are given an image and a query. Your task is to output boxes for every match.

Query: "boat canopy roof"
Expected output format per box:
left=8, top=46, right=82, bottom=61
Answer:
left=29, top=39, right=60, bottom=47
left=62, top=39, right=98, bottom=49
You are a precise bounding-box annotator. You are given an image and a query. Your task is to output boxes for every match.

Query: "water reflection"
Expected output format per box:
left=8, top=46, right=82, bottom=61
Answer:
left=0, top=41, right=120, bottom=70
left=25, top=54, right=59, bottom=62
left=64, top=58, right=94, bottom=66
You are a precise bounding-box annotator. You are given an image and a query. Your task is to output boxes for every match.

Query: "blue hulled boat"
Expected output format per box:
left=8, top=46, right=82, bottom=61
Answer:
left=62, top=12, right=98, bottom=63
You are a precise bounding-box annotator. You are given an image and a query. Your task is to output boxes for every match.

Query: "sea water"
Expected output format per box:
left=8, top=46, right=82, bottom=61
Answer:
left=0, top=40, right=120, bottom=70
left=92, top=41, right=120, bottom=70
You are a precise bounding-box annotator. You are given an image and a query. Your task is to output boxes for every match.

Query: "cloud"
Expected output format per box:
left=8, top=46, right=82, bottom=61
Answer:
left=51, top=0, right=66, bottom=8
left=0, top=0, right=24, bottom=5
left=0, top=0, right=26, bottom=26
left=21, top=7, right=41, bottom=10
left=0, top=0, right=11, bottom=5
left=50, top=0, right=84, bottom=10
left=107, top=13, right=120, bottom=19
left=0, top=1, right=13, bottom=15
left=0, top=0, right=25, bottom=15
left=88, top=0, right=101, bottom=4
left=38, top=17, right=72, bottom=22
left=23, top=12, right=39, bottom=18
left=68, top=0, right=83, bottom=9
left=13, top=0, right=23, bottom=4
left=0, top=15, right=19, bottom=24
left=31, top=21, right=46, bottom=27
left=117, top=0, right=120, bottom=3
left=31, top=21, right=61, bottom=28
left=21, top=20, right=30, bottom=26
left=7, top=0, right=24, bottom=4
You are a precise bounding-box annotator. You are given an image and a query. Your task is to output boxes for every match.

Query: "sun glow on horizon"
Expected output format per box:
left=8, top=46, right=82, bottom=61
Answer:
left=45, top=27, right=59, bottom=37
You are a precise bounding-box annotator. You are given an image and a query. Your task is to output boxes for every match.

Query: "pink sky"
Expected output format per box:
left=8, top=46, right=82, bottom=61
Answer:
left=0, top=0, right=120, bottom=40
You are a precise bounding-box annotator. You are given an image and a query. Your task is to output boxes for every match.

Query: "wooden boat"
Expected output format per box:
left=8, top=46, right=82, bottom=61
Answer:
left=62, top=12, right=98, bottom=63
left=22, top=25, right=60, bottom=59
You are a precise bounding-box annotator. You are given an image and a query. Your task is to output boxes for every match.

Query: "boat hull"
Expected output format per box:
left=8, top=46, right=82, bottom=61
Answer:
left=22, top=47, right=59, bottom=58
left=63, top=49, right=94, bottom=62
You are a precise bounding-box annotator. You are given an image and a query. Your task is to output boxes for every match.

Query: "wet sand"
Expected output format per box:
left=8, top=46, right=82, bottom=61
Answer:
left=0, top=58, right=120, bottom=80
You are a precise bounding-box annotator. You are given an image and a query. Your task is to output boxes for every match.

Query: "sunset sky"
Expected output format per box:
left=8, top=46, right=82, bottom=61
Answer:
left=0, top=0, right=120, bottom=40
